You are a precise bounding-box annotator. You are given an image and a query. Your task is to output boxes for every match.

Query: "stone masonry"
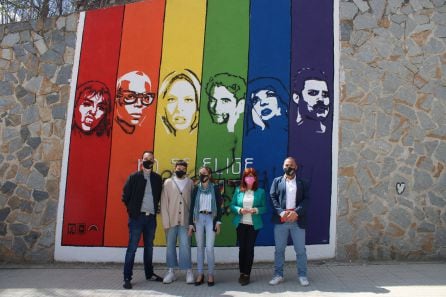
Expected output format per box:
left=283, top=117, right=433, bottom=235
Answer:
left=0, top=15, right=78, bottom=262
left=339, top=0, right=446, bottom=260
left=0, top=1, right=445, bottom=262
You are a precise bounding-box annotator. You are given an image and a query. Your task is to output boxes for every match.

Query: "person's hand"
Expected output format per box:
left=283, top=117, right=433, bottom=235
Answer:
left=188, top=225, right=195, bottom=236
left=240, top=208, right=250, bottom=215
left=286, top=211, right=298, bottom=222
left=215, top=224, right=221, bottom=235
left=250, top=208, right=257, bottom=214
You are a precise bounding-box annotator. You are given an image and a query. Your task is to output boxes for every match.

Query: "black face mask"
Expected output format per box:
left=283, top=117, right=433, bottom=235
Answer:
left=284, top=167, right=295, bottom=176
left=175, top=170, right=186, bottom=178
left=199, top=174, right=209, bottom=183
left=142, top=160, right=154, bottom=169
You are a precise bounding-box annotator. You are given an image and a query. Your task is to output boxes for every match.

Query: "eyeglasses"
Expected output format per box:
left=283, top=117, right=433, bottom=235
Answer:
left=117, top=90, right=155, bottom=106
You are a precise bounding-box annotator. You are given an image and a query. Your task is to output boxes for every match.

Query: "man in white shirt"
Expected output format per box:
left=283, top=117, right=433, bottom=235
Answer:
left=269, top=157, right=310, bottom=287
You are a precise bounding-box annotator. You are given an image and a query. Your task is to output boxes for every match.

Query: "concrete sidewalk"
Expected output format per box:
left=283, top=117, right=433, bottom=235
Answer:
left=0, top=262, right=445, bottom=297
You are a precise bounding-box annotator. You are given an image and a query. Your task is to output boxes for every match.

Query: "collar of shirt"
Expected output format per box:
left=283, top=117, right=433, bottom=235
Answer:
left=285, top=175, right=296, bottom=182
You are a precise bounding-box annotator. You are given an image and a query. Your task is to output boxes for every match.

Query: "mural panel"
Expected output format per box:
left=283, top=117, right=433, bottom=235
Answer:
left=61, top=0, right=334, bottom=248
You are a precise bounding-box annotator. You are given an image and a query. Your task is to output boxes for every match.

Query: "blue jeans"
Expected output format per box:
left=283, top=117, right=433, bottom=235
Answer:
left=194, top=213, right=216, bottom=275
left=123, top=213, right=156, bottom=281
left=273, top=222, right=307, bottom=277
left=166, top=225, right=192, bottom=270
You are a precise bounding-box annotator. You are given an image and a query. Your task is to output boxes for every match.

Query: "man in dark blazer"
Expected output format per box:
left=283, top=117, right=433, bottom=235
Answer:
left=269, top=157, right=310, bottom=287
left=122, top=150, right=163, bottom=289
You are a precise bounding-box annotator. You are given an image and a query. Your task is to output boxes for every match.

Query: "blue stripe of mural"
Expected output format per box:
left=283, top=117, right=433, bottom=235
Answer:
left=243, top=0, right=291, bottom=246
left=289, top=0, right=334, bottom=245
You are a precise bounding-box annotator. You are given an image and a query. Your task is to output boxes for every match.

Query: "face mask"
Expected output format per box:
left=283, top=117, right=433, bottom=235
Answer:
left=175, top=170, right=186, bottom=178
left=284, top=167, right=295, bottom=176
left=244, top=176, right=255, bottom=186
left=142, top=160, right=153, bottom=170
left=199, top=174, right=209, bottom=183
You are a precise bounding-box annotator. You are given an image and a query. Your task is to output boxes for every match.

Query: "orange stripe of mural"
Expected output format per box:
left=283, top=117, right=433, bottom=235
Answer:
left=152, top=0, right=206, bottom=245
left=103, top=0, right=166, bottom=246
left=62, top=6, right=124, bottom=246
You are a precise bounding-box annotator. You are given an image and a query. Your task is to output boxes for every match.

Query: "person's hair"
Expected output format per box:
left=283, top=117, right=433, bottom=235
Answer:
left=142, top=150, right=154, bottom=158
left=245, top=77, right=289, bottom=131
left=175, top=159, right=188, bottom=169
left=293, top=68, right=328, bottom=94
left=205, top=72, right=246, bottom=102
left=240, top=167, right=259, bottom=192
left=73, top=80, right=111, bottom=136
left=284, top=156, right=298, bottom=167
left=159, top=69, right=201, bottom=135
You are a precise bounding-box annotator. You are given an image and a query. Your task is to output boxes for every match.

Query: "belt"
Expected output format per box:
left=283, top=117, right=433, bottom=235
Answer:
left=140, top=212, right=153, bottom=216
left=199, top=210, right=212, bottom=215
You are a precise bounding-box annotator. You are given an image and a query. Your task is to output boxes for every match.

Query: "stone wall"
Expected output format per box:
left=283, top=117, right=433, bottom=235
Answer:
left=338, top=0, right=446, bottom=260
left=0, top=15, right=78, bottom=262
left=0, top=0, right=445, bottom=263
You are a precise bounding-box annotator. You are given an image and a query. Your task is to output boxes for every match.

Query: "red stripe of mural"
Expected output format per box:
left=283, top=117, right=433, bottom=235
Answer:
left=103, top=0, right=166, bottom=246
left=62, top=6, right=124, bottom=246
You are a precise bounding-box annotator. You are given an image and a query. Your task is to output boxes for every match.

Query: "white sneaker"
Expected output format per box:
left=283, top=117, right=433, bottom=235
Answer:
left=163, top=269, right=176, bottom=284
left=186, top=269, right=194, bottom=284
left=299, top=276, right=309, bottom=286
left=269, top=275, right=284, bottom=285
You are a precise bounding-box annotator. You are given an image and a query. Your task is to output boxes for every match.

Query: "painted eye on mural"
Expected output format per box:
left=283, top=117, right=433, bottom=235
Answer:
left=82, top=100, right=93, bottom=107
left=97, top=103, right=106, bottom=112
left=167, top=96, right=176, bottom=103
left=322, top=91, right=329, bottom=98
left=121, top=91, right=155, bottom=106
left=308, top=90, right=319, bottom=96
left=251, top=96, right=260, bottom=105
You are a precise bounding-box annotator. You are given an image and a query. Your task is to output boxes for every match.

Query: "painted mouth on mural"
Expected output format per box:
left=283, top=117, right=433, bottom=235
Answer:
left=261, top=109, right=272, bottom=116
left=173, top=116, right=186, bottom=124
left=130, top=113, right=142, bottom=119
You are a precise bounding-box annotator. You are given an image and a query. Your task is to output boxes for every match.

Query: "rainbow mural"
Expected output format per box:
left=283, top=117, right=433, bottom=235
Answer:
left=61, top=0, right=334, bottom=248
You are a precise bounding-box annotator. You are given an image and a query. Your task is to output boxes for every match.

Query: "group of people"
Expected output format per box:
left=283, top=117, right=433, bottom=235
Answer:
left=121, top=151, right=310, bottom=289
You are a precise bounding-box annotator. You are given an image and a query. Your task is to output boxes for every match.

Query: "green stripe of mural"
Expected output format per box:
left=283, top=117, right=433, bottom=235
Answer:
left=196, top=0, right=250, bottom=245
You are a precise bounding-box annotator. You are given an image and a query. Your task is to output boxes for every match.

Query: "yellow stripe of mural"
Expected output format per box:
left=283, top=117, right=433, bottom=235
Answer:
left=153, top=0, right=206, bottom=245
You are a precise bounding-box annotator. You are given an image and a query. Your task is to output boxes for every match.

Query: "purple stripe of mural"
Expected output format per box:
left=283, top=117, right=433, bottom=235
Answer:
left=289, top=0, right=334, bottom=244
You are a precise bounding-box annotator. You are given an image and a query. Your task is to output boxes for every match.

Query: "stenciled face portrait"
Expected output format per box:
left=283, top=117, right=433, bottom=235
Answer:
left=208, top=85, right=238, bottom=125
left=75, top=93, right=106, bottom=132
left=251, top=89, right=281, bottom=122
left=300, top=79, right=329, bottom=121
left=164, top=79, right=197, bottom=131
left=73, top=81, right=111, bottom=136
left=116, top=71, right=155, bottom=134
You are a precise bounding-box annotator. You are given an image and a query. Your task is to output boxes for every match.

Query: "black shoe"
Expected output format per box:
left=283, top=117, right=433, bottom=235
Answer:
left=123, top=280, right=132, bottom=289
left=194, top=274, right=204, bottom=286
left=240, top=274, right=250, bottom=286
left=238, top=274, right=243, bottom=284
left=207, top=276, right=215, bottom=287
left=146, top=273, right=163, bottom=282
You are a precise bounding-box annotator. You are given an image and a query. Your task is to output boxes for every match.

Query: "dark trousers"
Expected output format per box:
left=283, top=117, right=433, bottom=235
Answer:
left=236, top=223, right=259, bottom=275
left=123, top=213, right=156, bottom=281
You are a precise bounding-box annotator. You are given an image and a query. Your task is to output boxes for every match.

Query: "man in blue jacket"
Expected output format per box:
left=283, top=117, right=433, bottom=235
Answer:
left=269, top=157, right=310, bottom=287
left=122, top=150, right=163, bottom=289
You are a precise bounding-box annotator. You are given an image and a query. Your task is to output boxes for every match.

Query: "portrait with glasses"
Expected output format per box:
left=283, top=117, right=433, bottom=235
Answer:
left=115, top=71, right=155, bottom=134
